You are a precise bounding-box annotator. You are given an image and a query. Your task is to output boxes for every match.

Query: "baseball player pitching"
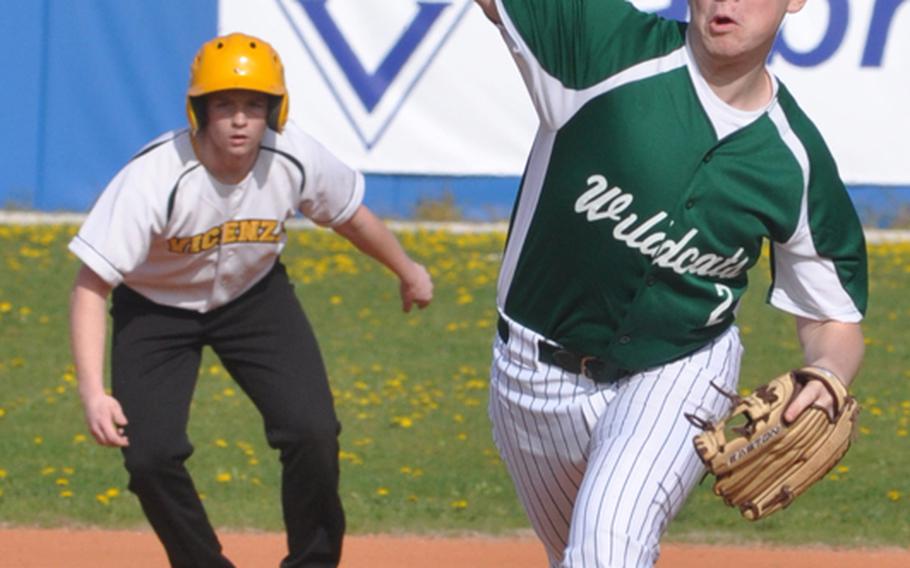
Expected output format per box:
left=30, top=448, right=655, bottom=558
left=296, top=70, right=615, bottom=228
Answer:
left=473, top=0, right=868, bottom=566
left=68, top=33, right=432, bottom=567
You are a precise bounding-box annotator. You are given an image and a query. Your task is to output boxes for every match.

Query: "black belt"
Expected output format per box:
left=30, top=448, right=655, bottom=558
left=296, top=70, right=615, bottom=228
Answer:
left=497, top=316, right=631, bottom=384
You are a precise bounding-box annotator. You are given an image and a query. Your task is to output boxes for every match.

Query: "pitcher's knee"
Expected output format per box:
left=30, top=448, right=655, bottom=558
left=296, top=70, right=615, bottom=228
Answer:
left=562, top=530, right=658, bottom=568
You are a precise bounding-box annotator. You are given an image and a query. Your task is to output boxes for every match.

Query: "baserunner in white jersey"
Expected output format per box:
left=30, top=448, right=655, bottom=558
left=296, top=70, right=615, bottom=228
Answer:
left=473, top=1, right=868, bottom=566
left=68, top=33, right=433, bottom=568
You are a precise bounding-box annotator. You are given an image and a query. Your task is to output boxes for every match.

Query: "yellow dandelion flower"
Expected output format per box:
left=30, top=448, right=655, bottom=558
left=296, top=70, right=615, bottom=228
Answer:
left=375, top=487, right=390, bottom=496
left=0, top=469, right=7, bottom=478
left=105, top=488, right=120, bottom=498
left=330, top=295, right=343, bottom=305
left=393, top=416, right=414, bottom=428
left=19, top=306, right=31, bottom=317
left=34, top=436, right=44, bottom=445
left=836, top=466, right=849, bottom=474
left=214, top=439, right=228, bottom=448
left=828, top=474, right=840, bottom=481
left=251, top=477, right=262, bottom=486
left=870, top=407, right=883, bottom=416
left=859, top=426, right=872, bottom=435
left=898, top=429, right=908, bottom=437
left=41, top=467, right=56, bottom=476
left=223, top=388, right=236, bottom=397
left=248, top=458, right=259, bottom=466
left=338, top=451, right=362, bottom=465
left=62, top=372, right=76, bottom=384
left=216, top=472, right=232, bottom=483
left=19, top=246, right=44, bottom=258
left=96, top=494, right=110, bottom=505
left=55, top=478, right=69, bottom=486
left=73, top=434, right=87, bottom=444
left=0, top=302, right=11, bottom=313
left=0, top=408, right=5, bottom=418
left=456, top=433, right=468, bottom=441
left=400, top=466, right=413, bottom=474
left=208, top=365, right=222, bottom=375
left=887, top=490, right=902, bottom=502
left=59, top=490, right=73, bottom=498
left=450, top=499, right=469, bottom=510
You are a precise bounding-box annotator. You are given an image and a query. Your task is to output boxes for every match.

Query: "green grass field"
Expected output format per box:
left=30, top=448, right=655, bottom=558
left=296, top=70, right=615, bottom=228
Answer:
left=0, top=223, right=908, bottom=547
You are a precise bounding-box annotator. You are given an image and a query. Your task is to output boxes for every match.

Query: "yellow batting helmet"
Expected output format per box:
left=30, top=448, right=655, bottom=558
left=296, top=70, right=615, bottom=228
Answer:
left=186, top=33, right=289, bottom=134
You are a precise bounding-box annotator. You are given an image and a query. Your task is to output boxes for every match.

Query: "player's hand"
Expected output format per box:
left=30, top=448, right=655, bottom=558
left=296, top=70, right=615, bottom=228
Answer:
left=83, top=393, right=130, bottom=447
left=784, top=379, right=835, bottom=423
left=400, top=261, right=433, bottom=312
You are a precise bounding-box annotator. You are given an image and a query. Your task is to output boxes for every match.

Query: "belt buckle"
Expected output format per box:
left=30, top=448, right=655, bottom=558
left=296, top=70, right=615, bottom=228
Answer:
left=580, top=356, right=607, bottom=381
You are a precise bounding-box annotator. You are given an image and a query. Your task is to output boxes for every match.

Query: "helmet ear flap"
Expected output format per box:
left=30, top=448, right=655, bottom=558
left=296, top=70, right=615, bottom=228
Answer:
left=187, top=97, right=207, bottom=135
left=268, top=95, right=289, bottom=133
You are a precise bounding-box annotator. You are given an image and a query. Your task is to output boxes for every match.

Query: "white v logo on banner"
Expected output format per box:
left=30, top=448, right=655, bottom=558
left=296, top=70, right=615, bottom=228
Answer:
left=276, top=0, right=473, bottom=149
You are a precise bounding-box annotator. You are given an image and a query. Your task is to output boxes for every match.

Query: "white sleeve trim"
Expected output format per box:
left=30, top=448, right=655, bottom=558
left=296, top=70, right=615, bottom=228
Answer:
left=322, top=171, right=365, bottom=228
left=68, top=235, right=125, bottom=287
left=768, top=247, right=864, bottom=323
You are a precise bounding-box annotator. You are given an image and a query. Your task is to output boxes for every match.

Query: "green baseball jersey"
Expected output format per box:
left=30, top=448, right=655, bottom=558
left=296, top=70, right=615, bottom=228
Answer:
left=494, top=0, right=868, bottom=371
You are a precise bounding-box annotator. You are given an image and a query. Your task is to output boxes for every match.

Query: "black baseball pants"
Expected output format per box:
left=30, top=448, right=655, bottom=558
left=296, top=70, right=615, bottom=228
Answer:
left=110, top=262, right=344, bottom=568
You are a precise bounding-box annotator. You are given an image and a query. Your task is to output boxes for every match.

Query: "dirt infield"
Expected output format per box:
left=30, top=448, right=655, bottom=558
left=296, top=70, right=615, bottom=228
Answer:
left=2, top=529, right=909, bottom=567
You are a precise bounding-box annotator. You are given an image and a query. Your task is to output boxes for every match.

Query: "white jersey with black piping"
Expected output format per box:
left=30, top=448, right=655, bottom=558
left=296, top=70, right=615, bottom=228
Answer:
left=69, top=121, right=364, bottom=312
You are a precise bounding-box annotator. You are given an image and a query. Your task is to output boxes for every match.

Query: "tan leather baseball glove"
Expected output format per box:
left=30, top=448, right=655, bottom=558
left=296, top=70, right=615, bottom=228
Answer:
left=687, top=366, right=860, bottom=520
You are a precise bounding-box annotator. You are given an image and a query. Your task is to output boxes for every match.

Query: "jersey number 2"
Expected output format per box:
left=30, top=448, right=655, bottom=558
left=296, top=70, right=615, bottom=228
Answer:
left=706, top=284, right=734, bottom=327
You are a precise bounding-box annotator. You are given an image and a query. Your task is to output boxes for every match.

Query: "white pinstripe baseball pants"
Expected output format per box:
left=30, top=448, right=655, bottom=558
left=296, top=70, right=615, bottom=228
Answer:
left=489, top=314, right=743, bottom=567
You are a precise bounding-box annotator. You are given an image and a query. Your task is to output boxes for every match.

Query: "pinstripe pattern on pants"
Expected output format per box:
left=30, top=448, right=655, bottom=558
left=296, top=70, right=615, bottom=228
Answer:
left=489, top=313, right=743, bottom=567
